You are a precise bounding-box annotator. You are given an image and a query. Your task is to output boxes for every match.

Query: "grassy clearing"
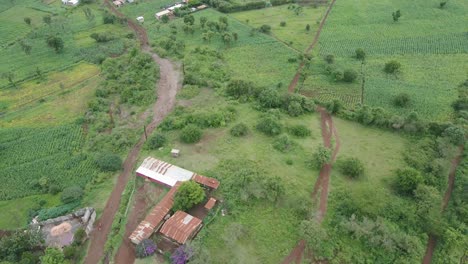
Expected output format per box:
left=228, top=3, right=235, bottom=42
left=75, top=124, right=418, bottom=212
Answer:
left=0, top=194, right=61, bottom=230
left=230, top=5, right=327, bottom=51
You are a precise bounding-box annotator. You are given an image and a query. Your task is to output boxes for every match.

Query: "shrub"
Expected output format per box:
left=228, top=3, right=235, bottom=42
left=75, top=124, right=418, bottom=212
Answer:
left=37, top=201, right=80, bottom=221
left=273, top=135, right=295, bottom=153
left=324, top=54, right=334, bottom=64
left=311, top=145, right=331, bottom=169
left=63, top=246, right=78, bottom=260
left=442, top=126, right=465, bottom=145
left=90, top=33, right=114, bottom=42
left=147, top=133, right=166, bottom=149
left=393, top=93, right=411, bottom=107
left=395, top=168, right=423, bottom=195
left=173, top=181, right=205, bottom=211
left=95, top=153, right=122, bottom=172
left=333, top=69, right=344, bottom=81
left=288, top=101, right=304, bottom=116
left=258, top=24, right=271, bottom=33
left=258, top=88, right=282, bottom=108
left=288, top=124, right=311, bottom=137
left=384, top=60, right=401, bottom=74
left=338, top=157, right=364, bottom=178
left=226, top=79, right=255, bottom=99
left=48, top=185, right=60, bottom=195
left=280, top=21, right=286, bottom=27
left=355, top=48, right=366, bottom=60
left=73, top=228, right=86, bottom=245
left=326, top=99, right=343, bottom=114
left=343, top=69, right=358, bottom=83
left=230, top=123, right=249, bottom=137
left=256, top=115, right=282, bottom=136
left=180, top=125, right=202, bottom=143
left=136, top=239, right=157, bottom=258
left=61, top=186, right=83, bottom=204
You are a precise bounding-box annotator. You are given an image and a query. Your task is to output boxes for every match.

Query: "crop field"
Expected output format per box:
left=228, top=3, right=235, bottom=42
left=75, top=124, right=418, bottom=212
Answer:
left=230, top=4, right=327, bottom=51
left=302, top=0, right=468, bottom=121
left=0, top=124, right=96, bottom=200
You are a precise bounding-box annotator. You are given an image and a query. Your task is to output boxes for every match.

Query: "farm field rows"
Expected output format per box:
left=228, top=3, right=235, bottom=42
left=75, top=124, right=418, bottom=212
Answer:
left=301, top=0, right=468, bottom=121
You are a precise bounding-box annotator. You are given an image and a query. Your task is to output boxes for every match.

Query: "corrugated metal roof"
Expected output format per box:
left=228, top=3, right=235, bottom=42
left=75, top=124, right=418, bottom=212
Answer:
left=160, top=211, right=202, bottom=244
left=136, top=157, right=193, bottom=187
left=129, top=182, right=181, bottom=244
left=192, top=174, right=220, bottom=189
left=204, top=198, right=216, bottom=210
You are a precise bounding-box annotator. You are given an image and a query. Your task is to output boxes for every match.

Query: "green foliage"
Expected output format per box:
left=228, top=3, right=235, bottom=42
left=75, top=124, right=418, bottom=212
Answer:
left=311, top=145, right=331, bottom=169
left=184, top=15, right=195, bottom=25
left=338, top=157, right=365, bottom=178
left=258, top=24, right=271, bottom=34
left=273, top=134, right=295, bottom=153
left=95, top=153, right=122, bottom=172
left=42, top=15, right=51, bottom=25
left=90, top=32, right=114, bottom=43
left=393, top=93, right=411, bottom=107
left=394, top=167, right=423, bottom=195
left=384, top=60, right=401, bottom=74
left=147, top=133, right=167, bottom=149
left=355, top=48, right=366, bottom=60
left=343, top=69, right=357, bottom=83
left=287, top=124, right=311, bottom=137
left=226, top=79, right=256, bottom=99
left=46, top=36, right=64, bottom=53
left=178, top=85, right=200, bottom=99
left=414, top=185, right=443, bottom=234
left=326, top=99, right=343, bottom=114
left=73, top=228, right=86, bottom=246
left=40, top=247, right=68, bottom=264
left=180, top=125, right=203, bottom=143
left=0, top=229, right=43, bottom=263
left=256, top=114, right=282, bottom=136
left=173, top=181, right=205, bottom=212
left=324, top=54, right=335, bottom=64
left=442, top=125, right=465, bottom=145
left=392, top=10, right=401, bottom=22
left=258, top=88, right=282, bottom=108
left=300, top=220, right=334, bottom=260
left=63, top=245, right=78, bottom=260
left=230, top=123, right=249, bottom=137
left=23, top=17, right=31, bottom=25
left=61, top=186, right=83, bottom=204
left=280, top=21, right=286, bottom=27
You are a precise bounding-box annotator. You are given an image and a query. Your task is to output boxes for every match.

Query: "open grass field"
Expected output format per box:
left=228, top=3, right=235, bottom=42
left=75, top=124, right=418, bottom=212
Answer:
left=140, top=87, right=413, bottom=262
left=300, top=0, right=468, bottom=121
left=230, top=4, right=327, bottom=51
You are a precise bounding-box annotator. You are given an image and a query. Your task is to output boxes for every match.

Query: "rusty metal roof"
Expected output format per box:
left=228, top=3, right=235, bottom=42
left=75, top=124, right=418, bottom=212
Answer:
left=129, top=182, right=181, bottom=244
left=192, top=174, right=220, bottom=189
left=204, top=198, right=216, bottom=210
left=160, top=211, right=202, bottom=244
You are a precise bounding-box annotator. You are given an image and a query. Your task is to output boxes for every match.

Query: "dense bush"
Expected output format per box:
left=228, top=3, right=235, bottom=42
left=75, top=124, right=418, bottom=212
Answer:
left=90, top=32, right=114, bottom=42
left=147, top=133, right=166, bottom=149
left=180, top=125, right=203, bottom=143
left=311, top=145, right=331, bottom=169
left=173, top=181, right=205, bottom=211
left=273, top=135, right=296, bottom=153
left=258, top=88, right=282, bottom=108
left=326, top=99, right=343, bottom=114
left=338, top=157, right=365, bottom=178
left=384, top=60, right=401, bottom=74
left=343, top=69, right=358, bottom=83
left=95, top=152, right=122, bottom=172
left=73, top=228, right=86, bottom=246
left=394, top=168, right=423, bottom=195
left=393, top=93, right=411, bottom=107
left=288, top=124, right=311, bottom=137
left=282, top=93, right=316, bottom=115
left=37, top=201, right=80, bottom=221
left=280, top=21, right=286, bottom=27
left=226, top=79, right=256, bottom=99
left=61, top=186, right=84, bottom=204
left=230, top=123, right=249, bottom=137
left=136, top=239, right=157, bottom=258
left=442, top=125, right=465, bottom=145
left=258, top=24, right=271, bottom=34
left=256, top=115, right=282, bottom=136
left=63, top=245, right=79, bottom=260
left=355, top=48, right=366, bottom=60
left=324, top=54, right=335, bottom=64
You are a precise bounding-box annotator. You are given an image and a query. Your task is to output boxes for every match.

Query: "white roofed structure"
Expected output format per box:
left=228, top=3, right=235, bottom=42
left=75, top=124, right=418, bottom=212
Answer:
left=136, top=157, right=194, bottom=187
left=155, top=9, right=171, bottom=19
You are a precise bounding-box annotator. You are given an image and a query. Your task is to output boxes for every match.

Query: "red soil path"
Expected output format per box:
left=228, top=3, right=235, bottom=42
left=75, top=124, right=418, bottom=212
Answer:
left=83, top=1, right=182, bottom=264
left=422, top=145, right=464, bottom=264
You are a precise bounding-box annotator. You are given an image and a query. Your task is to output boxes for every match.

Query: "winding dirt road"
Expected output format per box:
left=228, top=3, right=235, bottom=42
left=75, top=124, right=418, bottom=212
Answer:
left=83, top=2, right=182, bottom=264
left=422, top=145, right=464, bottom=264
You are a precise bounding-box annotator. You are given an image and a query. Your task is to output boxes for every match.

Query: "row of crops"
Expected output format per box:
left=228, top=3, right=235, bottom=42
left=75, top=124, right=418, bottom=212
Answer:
left=0, top=124, right=96, bottom=200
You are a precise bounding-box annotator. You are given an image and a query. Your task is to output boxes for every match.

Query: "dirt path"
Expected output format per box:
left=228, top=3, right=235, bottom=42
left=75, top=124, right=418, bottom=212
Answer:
left=84, top=2, right=182, bottom=264
left=422, top=145, right=464, bottom=264
left=288, top=0, right=337, bottom=93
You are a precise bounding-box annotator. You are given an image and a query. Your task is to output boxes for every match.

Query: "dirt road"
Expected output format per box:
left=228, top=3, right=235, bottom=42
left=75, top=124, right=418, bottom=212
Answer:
left=83, top=2, right=182, bottom=264
left=421, top=145, right=464, bottom=264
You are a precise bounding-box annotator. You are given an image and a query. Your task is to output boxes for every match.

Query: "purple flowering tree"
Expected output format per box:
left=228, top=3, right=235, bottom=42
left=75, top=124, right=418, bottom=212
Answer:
left=171, top=245, right=194, bottom=264
left=135, top=239, right=157, bottom=258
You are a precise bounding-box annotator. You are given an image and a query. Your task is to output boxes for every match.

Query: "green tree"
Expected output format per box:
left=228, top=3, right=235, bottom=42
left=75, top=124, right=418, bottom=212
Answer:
left=294, top=6, right=303, bottom=16
left=43, top=15, right=52, bottom=25
left=19, top=40, right=32, bottom=55
left=324, top=54, right=334, bottom=64
left=439, top=1, right=448, bottom=8
left=0, top=229, right=43, bottom=262
left=161, top=15, right=169, bottom=24
left=258, top=87, right=281, bottom=108
left=256, top=115, right=282, bottom=136
left=202, top=31, right=214, bottom=42
left=393, top=93, right=411, bottom=107
left=326, top=99, right=343, bottom=114
left=232, top=32, right=238, bottom=41
left=305, top=24, right=310, bottom=31
left=173, top=181, right=205, bottom=211
left=414, top=185, right=443, bottom=234
left=180, top=125, right=202, bottom=143
left=442, top=126, right=465, bottom=145
left=61, top=186, right=83, bottom=204
left=288, top=124, right=311, bottom=137
left=40, top=247, right=68, bottom=264
left=183, top=15, right=195, bottom=25
left=199, top=16, right=207, bottom=28
left=24, top=17, right=31, bottom=26
left=95, top=152, right=122, bottom=172
left=226, top=79, right=255, bottom=99
left=273, top=134, right=295, bottom=153
left=392, top=10, right=401, bottom=22
left=1, top=71, right=16, bottom=87
left=311, top=145, right=331, bottom=169
left=72, top=228, right=86, bottom=245
left=147, top=133, right=166, bottom=149
left=384, top=60, right=401, bottom=74
left=300, top=220, right=334, bottom=259
left=355, top=48, right=366, bottom=60
left=343, top=69, right=357, bottom=83
left=230, top=123, right=249, bottom=137
left=46, top=36, right=64, bottom=53
left=338, top=157, right=364, bottom=178
left=259, top=24, right=271, bottom=34
left=394, top=167, right=423, bottom=195
left=222, top=32, right=232, bottom=47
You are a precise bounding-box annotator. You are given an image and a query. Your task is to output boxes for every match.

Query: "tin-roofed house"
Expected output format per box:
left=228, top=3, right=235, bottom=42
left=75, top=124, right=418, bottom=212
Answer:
left=159, top=211, right=202, bottom=245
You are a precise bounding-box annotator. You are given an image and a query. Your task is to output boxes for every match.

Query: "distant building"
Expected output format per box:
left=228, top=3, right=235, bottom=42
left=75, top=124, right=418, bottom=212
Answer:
left=160, top=211, right=202, bottom=244
left=113, top=0, right=124, bottom=7
left=155, top=9, right=171, bottom=20
left=137, top=16, right=144, bottom=23
left=61, top=0, right=79, bottom=6
left=136, top=157, right=195, bottom=187
left=167, top=3, right=183, bottom=11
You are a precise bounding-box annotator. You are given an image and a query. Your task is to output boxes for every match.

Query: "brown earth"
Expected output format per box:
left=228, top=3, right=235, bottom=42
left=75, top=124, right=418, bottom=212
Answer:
left=83, top=1, right=182, bottom=264
left=422, top=145, right=464, bottom=264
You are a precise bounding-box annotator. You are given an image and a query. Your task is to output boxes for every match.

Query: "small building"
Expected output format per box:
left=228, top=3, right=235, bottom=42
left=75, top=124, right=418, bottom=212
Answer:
left=155, top=9, right=171, bottom=20
left=136, top=157, right=194, bottom=187
left=168, top=4, right=183, bottom=11
left=171, top=149, right=180, bottom=158
left=197, top=4, right=207, bottom=10
left=160, top=211, right=202, bottom=244
left=204, top=198, right=216, bottom=210
left=192, top=174, right=220, bottom=190
left=127, top=0, right=135, bottom=3
left=113, top=0, right=124, bottom=7
left=62, top=0, right=80, bottom=6
left=136, top=16, right=144, bottom=23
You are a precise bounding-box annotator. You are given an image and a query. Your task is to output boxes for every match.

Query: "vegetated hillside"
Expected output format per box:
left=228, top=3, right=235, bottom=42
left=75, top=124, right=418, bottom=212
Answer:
left=301, top=0, right=468, bottom=121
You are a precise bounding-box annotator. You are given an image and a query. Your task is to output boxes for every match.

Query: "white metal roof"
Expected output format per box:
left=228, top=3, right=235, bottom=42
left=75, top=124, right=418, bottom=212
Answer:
left=136, top=157, right=194, bottom=187
left=155, top=9, right=171, bottom=17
